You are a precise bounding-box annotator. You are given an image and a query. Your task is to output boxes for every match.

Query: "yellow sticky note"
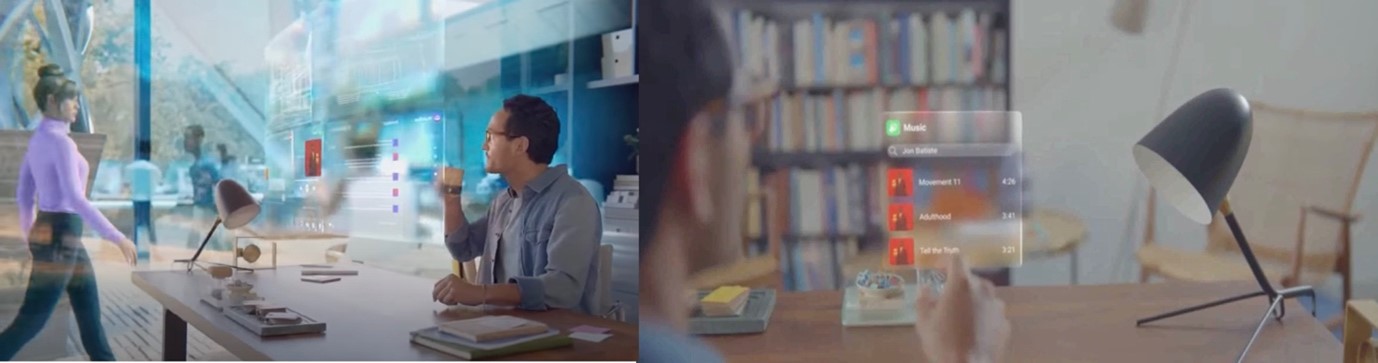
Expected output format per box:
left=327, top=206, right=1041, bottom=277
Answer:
left=702, top=285, right=748, bottom=305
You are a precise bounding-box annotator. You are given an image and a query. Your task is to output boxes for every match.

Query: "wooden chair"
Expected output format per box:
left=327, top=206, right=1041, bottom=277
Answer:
left=1345, top=300, right=1378, bottom=363
left=1138, top=103, right=1378, bottom=327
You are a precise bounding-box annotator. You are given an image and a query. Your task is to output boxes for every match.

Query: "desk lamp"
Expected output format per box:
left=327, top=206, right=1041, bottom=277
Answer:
left=1131, top=88, right=1315, bottom=362
left=176, top=179, right=261, bottom=271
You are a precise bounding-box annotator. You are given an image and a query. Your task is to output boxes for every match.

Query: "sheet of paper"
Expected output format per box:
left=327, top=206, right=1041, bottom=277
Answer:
left=569, top=332, right=612, bottom=343
left=478, top=316, right=528, bottom=330
left=571, top=325, right=610, bottom=334
left=264, top=312, right=299, bottom=320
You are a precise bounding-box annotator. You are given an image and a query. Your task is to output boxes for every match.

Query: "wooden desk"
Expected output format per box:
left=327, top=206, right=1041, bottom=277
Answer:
left=703, top=282, right=1339, bottom=362
left=132, top=264, right=637, bottom=361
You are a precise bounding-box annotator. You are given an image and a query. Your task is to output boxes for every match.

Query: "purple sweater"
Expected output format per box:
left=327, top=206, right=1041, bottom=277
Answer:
left=16, top=118, right=126, bottom=244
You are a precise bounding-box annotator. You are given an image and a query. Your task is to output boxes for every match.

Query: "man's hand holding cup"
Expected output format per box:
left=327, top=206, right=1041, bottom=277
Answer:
left=437, top=167, right=465, bottom=203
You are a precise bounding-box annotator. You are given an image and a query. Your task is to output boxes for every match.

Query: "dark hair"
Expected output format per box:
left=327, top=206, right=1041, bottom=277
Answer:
left=501, top=94, right=560, bottom=164
left=638, top=0, right=736, bottom=251
left=32, top=64, right=80, bottom=112
left=185, top=124, right=204, bottom=137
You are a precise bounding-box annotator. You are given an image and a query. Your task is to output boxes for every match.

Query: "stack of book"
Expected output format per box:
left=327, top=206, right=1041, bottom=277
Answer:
left=700, top=285, right=751, bottom=317
left=602, top=174, right=641, bottom=321
left=604, top=175, right=639, bottom=234
left=409, top=316, right=571, bottom=360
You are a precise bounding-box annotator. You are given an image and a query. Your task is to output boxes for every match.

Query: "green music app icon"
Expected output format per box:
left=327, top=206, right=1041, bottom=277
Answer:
left=885, top=119, right=902, bottom=137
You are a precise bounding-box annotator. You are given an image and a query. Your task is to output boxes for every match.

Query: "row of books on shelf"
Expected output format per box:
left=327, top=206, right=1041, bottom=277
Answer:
left=783, top=166, right=880, bottom=236
left=734, top=8, right=1008, bottom=87
left=764, top=87, right=1008, bottom=152
left=786, top=238, right=858, bottom=291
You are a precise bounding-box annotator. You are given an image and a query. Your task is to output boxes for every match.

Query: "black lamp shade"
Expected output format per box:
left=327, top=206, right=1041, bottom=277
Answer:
left=214, top=179, right=260, bottom=229
left=1132, top=88, right=1252, bottom=224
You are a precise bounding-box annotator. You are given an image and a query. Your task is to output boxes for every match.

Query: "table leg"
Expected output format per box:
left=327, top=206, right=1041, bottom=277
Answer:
left=163, top=309, right=187, bottom=361
left=1070, top=249, right=1079, bottom=285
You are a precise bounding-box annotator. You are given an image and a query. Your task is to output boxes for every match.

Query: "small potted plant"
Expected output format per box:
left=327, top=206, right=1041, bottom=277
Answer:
left=624, top=129, right=639, bottom=174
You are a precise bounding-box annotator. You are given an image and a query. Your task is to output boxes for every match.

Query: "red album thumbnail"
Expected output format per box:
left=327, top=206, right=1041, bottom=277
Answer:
left=888, top=203, right=914, bottom=231
left=888, top=238, right=915, bottom=266
left=888, top=168, right=913, bottom=197
left=304, top=139, right=322, bottom=177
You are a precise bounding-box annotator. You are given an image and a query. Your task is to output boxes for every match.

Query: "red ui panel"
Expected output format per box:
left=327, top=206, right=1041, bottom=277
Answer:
left=304, top=138, right=322, bottom=177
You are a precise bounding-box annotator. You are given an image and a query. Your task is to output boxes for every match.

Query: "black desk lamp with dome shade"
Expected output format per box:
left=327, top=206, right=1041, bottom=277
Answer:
left=175, top=179, right=261, bottom=271
left=1131, top=88, right=1316, bottom=362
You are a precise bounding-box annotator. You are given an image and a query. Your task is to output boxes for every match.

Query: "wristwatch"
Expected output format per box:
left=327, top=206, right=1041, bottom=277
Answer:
left=444, top=185, right=463, bottom=195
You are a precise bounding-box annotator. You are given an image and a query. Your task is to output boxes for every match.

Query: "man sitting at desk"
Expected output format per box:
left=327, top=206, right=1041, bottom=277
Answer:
left=637, top=1, right=1011, bottom=362
left=432, top=95, right=602, bottom=315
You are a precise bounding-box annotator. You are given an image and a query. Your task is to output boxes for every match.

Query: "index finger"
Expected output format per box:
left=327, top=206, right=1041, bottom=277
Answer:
left=915, top=284, right=939, bottom=322
left=944, top=254, right=971, bottom=292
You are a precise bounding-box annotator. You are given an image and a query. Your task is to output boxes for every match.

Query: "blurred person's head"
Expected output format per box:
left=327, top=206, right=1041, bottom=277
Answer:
left=346, top=121, right=380, bottom=160
left=640, top=0, right=751, bottom=326
left=33, top=64, right=80, bottom=123
left=484, top=94, right=559, bottom=175
left=184, top=125, right=205, bottom=156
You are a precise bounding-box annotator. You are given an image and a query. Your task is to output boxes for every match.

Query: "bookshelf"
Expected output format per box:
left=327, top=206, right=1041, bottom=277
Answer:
left=587, top=75, right=640, bottom=89
left=439, top=0, right=636, bottom=193
left=727, top=0, right=1013, bottom=291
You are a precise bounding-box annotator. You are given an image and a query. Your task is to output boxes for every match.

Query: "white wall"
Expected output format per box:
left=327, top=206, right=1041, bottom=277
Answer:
left=1011, top=0, right=1378, bottom=301
left=152, top=0, right=277, bottom=74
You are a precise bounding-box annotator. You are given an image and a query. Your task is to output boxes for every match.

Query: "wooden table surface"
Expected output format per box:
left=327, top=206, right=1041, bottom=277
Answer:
left=703, top=282, right=1338, bottom=362
left=132, top=264, right=637, bottom=361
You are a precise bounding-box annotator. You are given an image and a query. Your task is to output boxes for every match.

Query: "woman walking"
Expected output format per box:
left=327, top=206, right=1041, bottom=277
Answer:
left=0, top=64, right=136, bottom=361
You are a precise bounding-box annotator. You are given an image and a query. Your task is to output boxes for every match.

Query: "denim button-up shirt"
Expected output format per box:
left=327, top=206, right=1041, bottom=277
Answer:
left=445, top=165, right=602, bottom=314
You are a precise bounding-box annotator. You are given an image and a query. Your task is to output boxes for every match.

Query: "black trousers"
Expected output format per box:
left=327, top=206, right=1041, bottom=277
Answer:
left=133, top=200, right=156, bottom=244
left=0, top=212, right=115, bottom=360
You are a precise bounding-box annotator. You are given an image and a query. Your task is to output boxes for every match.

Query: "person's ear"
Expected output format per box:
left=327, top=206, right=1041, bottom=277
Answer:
left=45, top=95, right=55, bottom=111
left=514, top=136, right=530, bottom=154
left=683, top=111, right=716, bottom=224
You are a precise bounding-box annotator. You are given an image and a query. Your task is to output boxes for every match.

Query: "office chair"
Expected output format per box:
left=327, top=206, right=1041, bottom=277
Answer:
left=597, top=244, right=624, bottom=321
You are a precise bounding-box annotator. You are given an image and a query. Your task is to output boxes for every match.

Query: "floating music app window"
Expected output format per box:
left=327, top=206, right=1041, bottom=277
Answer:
left=882, top=111, right=1026, bottom=268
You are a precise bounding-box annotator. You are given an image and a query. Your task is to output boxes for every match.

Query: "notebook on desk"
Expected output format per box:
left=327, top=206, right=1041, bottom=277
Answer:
left=411, top=316, right=570, bottom=360
left=410, top=328, right=570, bottom=360
left=439, top=315, right=549, bottom=342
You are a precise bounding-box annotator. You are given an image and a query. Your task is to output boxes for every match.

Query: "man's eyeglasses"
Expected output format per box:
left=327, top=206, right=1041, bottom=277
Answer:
left=485, top=130, right=514, bottom=143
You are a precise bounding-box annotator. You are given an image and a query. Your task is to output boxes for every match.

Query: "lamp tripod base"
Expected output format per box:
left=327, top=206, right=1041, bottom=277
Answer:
left=174, top=259, right=254, bottom=273
left=1136, top=285, right=1316, bottom=363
